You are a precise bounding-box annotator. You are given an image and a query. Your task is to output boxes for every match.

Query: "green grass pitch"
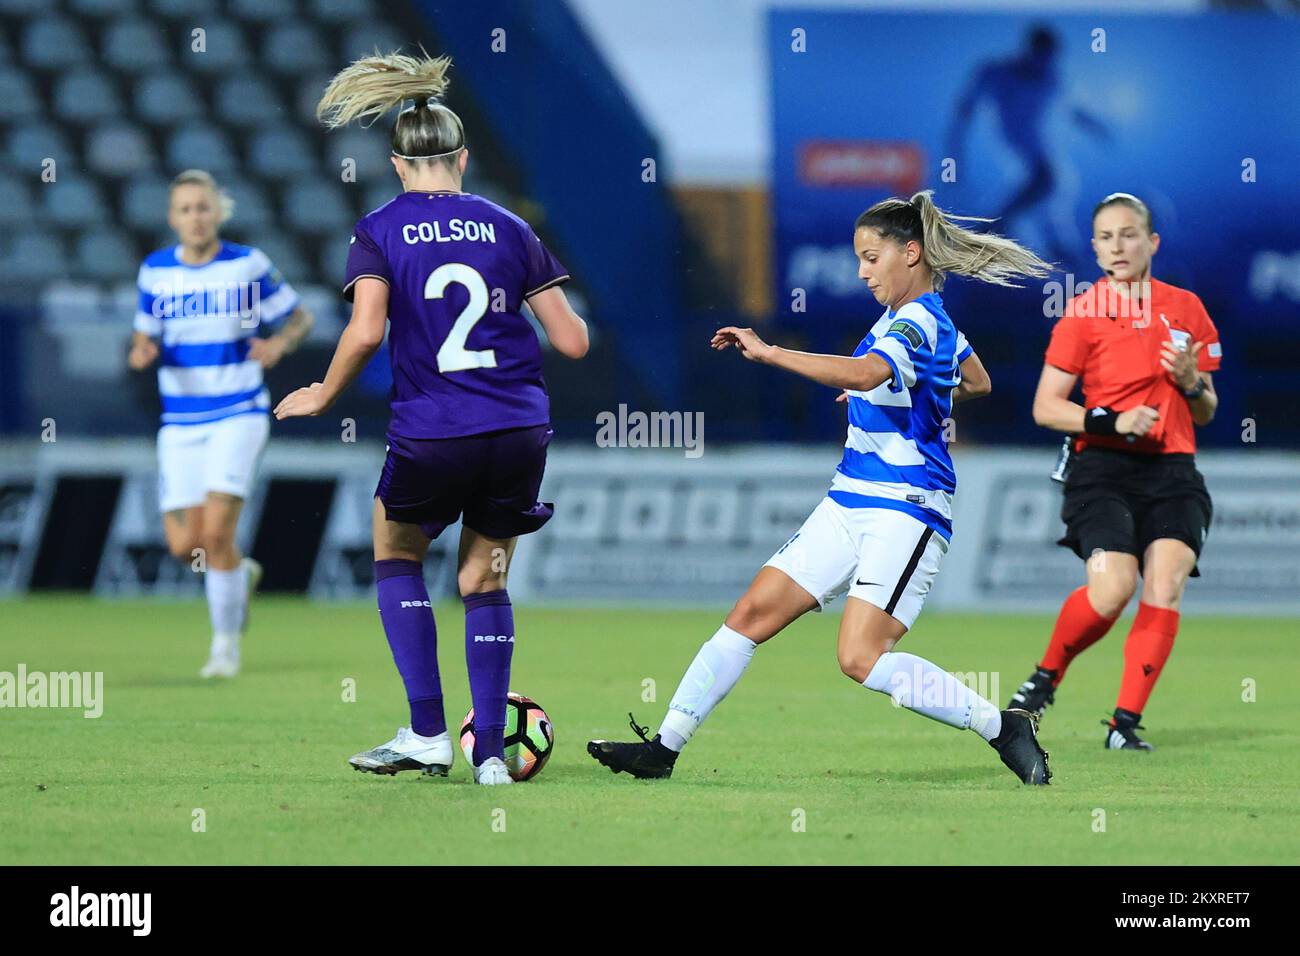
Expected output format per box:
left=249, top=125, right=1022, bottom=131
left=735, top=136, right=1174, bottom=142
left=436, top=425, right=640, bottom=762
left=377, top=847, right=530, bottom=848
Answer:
left=2, top=595, right=1296, bottom=865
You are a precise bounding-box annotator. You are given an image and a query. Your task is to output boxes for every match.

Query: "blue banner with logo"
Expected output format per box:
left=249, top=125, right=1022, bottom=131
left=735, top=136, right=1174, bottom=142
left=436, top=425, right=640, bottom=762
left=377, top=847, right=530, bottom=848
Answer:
left=770, top=10, right=1300, bottom=446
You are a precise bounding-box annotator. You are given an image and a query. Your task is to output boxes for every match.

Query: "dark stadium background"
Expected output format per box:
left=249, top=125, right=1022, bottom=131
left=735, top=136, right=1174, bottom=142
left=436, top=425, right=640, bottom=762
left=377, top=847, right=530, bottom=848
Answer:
left=1, top=0, right=1296, bottom=601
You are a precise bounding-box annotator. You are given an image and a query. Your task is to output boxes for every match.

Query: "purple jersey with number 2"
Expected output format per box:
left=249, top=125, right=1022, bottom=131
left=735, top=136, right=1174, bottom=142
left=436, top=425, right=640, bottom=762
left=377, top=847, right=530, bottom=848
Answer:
left=342, top=190, right=569, bottom=439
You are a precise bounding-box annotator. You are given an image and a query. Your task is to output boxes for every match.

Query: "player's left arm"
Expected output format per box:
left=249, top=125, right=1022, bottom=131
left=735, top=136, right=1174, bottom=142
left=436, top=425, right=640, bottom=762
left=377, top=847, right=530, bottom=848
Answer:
left=953, top=350, right=992, bottom=403
left=274, top=278, right=387, bottom=420
left=712, top=326, right=893, bottom=392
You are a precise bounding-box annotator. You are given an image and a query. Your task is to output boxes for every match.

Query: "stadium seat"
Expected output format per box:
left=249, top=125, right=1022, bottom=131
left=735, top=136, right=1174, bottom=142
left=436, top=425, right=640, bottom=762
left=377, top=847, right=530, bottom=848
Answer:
left=242, top=233, right=309, bottom=283
left=53, top=70, right=124, bottom=123
left=107, top=279, right=139, bottom=317
left=134, top=72, right=204, bottom=126
left=296, top=72, right=335, bottom=124
left=103, top=18, right=172, bottom=74
left=1, top=0, right=510, bottom=298
left=101, top=18, right=171, bottom=74
left=86, top=123, right=155, bottom=178
left=6, top=122, right=74, bottom=170
left=120, top=176, right=171, bottom=231
left=229, top=0, right=296, bottom=23
left=0, top=232, right=69, bottom=285
left=178, top=19, right=247, bottom=75
left=70, top=0, right=141, bottom=18
left=283, top=178, right=352, bottom=235
left=338, top=20, right=405, bottom=62
left=167, top=124, right=240, bottom=176
left=262, top=22, right=331, bottom=75
left=148, top=0, right=218, bottom=19
left=309, top=0, right=375, bottom=24
left=318, top=236, right=349, bottom=285
left=0, top=173, right=35, bottom=226
left=40, top=281, right=105, bottom=327
left=23, top=17, right=92, bottom=71
left=42, top=177, right=112, bottom=228
left=74, top=228, right=141, bottom=283
left=0, top=67, right=41, bottom=121
left=325, top=127, right=392, bottom=183
left=220, top=177, right=274, bottom=231
left=249, top=125, right=313, bottom=180
left=215, top=75, right=286, bottom=127
left=0, top=0, right=51, bottom=16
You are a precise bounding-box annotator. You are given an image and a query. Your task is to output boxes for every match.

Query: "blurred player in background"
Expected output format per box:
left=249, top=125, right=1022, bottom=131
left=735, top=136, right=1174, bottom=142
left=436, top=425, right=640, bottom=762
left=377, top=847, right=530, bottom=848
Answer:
left=590, top=192, right=1057, bottom=785
left=276, top=53, right=588, bottom=785
left=945, top=24, right=1110, bottom=271
left=1009, top=192, right=1221, bottom=750
left=128, top=170, right=314, bottom=678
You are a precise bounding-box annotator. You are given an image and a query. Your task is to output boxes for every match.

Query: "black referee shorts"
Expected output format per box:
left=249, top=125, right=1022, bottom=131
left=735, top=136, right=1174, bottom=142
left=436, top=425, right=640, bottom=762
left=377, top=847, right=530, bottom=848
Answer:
left=1057, top=447, right=1213, bottom=576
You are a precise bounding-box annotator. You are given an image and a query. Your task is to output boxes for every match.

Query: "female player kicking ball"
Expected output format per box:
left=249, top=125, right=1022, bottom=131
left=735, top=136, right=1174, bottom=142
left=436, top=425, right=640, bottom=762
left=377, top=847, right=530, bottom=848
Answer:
left=590, top=192, right=1056, bottom=784
left=1007, top=193, right=1221, bottom=750
left=129, top=169, right=314, bottom=678
left=276, top=53, right=588, bottom=785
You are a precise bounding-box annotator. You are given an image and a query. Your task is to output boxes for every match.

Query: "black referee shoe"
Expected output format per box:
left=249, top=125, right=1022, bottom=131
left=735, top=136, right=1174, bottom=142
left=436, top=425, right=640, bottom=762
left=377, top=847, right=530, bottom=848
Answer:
left=1008, top=665, right=1058, bottom=717
left=989, top=709, right=1052, bottom=785
left=1104, top=708, right=1155, bottom=751
left=587, top=713, right=678, bottom=779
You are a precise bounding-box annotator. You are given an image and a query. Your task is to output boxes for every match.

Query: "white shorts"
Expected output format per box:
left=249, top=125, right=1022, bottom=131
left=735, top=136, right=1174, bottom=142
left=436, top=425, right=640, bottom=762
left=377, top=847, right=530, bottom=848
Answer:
left=157, top=413, right=270, bottom=512
left=764, top=497, right=949, bottom=630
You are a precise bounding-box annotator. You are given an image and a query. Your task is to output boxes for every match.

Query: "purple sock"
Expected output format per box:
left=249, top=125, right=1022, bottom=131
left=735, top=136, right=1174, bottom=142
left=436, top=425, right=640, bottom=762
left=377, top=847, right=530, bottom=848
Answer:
left=464, top=589, right=514, bottom=764
left=375, top=559, right=445, bottom=738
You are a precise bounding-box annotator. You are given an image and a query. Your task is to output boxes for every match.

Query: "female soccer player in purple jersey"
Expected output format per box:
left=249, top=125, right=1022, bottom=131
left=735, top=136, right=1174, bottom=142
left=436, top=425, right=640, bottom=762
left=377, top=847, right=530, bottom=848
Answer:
left=275, top=53, right=588, bottom=785
left=129, top=169, right=314, bottom=679
left=589, top=193, right=1060, bottom=785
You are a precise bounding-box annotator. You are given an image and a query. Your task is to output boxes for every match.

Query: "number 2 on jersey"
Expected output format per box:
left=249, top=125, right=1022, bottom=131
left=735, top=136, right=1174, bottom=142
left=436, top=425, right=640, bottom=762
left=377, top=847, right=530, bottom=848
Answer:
left=426, top=262, right=497, bottom=373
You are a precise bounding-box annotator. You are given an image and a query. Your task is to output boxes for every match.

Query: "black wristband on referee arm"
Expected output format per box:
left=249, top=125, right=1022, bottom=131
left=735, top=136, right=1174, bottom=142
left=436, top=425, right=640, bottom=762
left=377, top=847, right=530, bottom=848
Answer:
left=1083, top=406, right=1120, bottom=436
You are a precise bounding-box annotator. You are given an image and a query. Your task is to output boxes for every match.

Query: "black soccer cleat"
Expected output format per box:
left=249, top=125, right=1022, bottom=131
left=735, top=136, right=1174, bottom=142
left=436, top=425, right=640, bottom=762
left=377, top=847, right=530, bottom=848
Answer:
left=587, top=713, right=678, bottom=780
left=1103, top=708, right=1155, bottom=751
left=989, top=708, right=1052, bottom=785
left=1007, top=666, right=1057, bottom=717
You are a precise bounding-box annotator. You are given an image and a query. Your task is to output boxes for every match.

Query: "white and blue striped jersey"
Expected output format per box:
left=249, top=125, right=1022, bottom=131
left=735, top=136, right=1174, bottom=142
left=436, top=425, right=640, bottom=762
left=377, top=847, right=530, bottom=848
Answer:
left=133, top=242, right=299, bottom=426
left=828, top=291, right=972, bottom=540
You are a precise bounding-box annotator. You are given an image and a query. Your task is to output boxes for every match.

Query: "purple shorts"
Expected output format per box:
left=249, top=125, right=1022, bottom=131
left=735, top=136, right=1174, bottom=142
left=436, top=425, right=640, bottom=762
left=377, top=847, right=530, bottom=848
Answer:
left=375, top=424, right=554, bottom=540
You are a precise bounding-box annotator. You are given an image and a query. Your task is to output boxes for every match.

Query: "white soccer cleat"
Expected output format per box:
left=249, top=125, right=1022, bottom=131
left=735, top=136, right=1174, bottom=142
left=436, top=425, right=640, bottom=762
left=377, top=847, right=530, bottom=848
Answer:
left=349, top=727, right=453, bottom=776
left=472, top=756, right=514, bottom=786
left=199, top=642, right=240, bottom=679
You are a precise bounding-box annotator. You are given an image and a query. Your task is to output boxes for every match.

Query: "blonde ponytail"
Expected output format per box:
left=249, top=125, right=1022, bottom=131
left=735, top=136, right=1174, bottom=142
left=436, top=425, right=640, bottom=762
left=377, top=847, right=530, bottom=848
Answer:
left=316, top=50, right=452, bottom=128
left=856, top=191, right=1053, bottom=290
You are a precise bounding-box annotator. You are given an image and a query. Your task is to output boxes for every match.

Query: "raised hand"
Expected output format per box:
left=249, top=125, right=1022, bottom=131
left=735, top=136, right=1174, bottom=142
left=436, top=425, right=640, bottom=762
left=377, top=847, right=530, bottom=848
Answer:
left=711, top=326, right=773, bottom=363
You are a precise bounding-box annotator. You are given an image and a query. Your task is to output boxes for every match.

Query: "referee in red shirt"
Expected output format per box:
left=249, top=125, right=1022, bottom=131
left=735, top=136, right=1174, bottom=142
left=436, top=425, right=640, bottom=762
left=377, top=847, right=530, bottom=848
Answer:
left=1008, top=193, right=1222, bottom=750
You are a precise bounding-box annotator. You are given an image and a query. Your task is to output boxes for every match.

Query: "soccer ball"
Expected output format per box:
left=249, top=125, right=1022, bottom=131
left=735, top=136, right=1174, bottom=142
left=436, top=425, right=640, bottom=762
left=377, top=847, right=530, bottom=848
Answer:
left=460, top=692, right=554, bottom=782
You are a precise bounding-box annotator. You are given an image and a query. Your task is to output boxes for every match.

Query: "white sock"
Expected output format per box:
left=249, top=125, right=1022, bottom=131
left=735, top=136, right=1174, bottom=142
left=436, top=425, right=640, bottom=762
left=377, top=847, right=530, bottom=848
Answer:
left=205, top=566, right=248, bottom=649
left=658, top=625, right=757, bottom=752
left=863, top=651, right=1002, bottom=741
